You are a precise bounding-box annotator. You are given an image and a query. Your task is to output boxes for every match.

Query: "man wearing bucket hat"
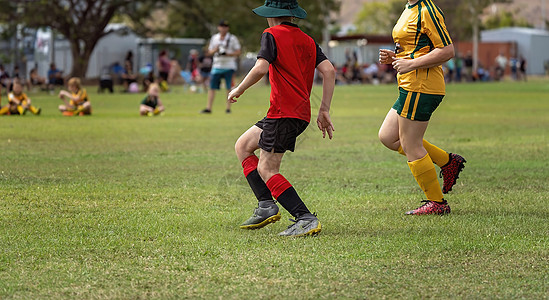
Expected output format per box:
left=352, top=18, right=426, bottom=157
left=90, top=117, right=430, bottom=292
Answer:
left=229, top=0, right=336, bottom=237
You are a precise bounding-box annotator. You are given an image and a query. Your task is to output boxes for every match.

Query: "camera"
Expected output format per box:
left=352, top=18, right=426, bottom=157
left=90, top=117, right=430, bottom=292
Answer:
left=219, top=46, right=227, bottom=56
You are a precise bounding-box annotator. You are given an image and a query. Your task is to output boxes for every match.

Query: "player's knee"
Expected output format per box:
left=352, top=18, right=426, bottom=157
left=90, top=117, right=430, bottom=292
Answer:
left=379, top=131, right=396, bottom=150
left=378, top=130, right=386, bottom=144
left=235, top=142, right=251, bottom=162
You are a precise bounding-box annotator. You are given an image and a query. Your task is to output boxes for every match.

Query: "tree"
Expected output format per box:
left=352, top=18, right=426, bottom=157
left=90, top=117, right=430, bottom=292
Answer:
left=437, top=0, right=511, bottom=72
left=0, top=0, right=339, bottom=77
left=483, top=10, right=532, bottom=29
left=0, top=0, right=163, bottom=78
left=125, top=0, right=340, bottom=51
left=354, top=0, right=405, bottom=35
left=355, top=0, right=511, bottom=74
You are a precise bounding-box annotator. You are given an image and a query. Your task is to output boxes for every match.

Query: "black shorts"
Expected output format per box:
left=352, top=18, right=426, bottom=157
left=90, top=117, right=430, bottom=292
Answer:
left=159, top=72, right=169, bottom=81
left=255, top=117, right=309, bottom=153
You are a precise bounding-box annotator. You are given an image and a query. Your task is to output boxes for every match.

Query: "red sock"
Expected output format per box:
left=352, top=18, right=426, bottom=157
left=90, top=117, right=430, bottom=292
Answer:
left=241, top=155, right=259, bottom=177
left=266, top=174, right=311, bottom=219
left=242, top=155, right=273, bottom=202
left=266, top=174, right=292, bottom=199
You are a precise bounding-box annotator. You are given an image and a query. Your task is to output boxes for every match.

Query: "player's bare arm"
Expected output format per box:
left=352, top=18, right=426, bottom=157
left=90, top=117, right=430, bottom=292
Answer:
left=392, top=44, right=454, bottom=74
left=228, top=58, right=269, bottom=103
left=316, top=59, right=336, bottom=139
left=9, top=97, right=21, bottom=105
left=59, top=90, right=72, bottom=99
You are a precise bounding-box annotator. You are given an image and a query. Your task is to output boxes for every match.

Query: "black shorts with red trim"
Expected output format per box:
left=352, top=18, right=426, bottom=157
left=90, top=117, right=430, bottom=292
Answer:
left=255, top=117, right=309, bottom=153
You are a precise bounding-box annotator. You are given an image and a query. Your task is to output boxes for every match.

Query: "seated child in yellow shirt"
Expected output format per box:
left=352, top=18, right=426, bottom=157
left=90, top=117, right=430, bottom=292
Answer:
left=0, top=81, right=41, bottom=115
left=59, top=77, right=91, bottom=116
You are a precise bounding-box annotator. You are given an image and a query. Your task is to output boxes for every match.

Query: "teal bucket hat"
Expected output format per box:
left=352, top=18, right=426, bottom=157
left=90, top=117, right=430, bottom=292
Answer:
left=253, top=0, right=307, bottom=19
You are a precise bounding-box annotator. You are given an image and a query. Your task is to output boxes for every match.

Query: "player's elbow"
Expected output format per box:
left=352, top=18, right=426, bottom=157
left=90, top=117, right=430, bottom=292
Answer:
left=318, top=61, right=336, bottom=79
left=254, top=59, right=270, bottom=76
left=322, top=67, right=336, bottom=82
left=444, top=44, right=455, bottom=60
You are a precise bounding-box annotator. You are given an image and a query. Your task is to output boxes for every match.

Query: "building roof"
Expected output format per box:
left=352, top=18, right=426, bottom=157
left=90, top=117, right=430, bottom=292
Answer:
left=482, top=27, right=549, bottom=37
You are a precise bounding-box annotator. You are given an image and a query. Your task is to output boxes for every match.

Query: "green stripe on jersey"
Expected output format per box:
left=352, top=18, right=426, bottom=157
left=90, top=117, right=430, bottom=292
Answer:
left=423, top=1, right=449, bottom=46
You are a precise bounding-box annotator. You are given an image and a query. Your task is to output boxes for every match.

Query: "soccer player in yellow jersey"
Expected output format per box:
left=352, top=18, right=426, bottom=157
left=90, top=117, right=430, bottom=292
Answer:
left=58, top=77, right=91, bottom=116
left=0, top=82, right=41, bottom=115
left=378, top=0, right=466, bottom=215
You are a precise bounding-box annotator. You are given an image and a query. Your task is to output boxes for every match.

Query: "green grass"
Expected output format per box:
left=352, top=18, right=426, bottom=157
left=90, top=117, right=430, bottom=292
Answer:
left=1, top=80, right=548, bottom=299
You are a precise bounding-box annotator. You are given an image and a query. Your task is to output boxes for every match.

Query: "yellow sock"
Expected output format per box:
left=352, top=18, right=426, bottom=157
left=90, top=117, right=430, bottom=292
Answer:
left=408, top=154, right=444, bottom=202
left=17, top=105, right=25, bottom=115
left=397, top=140, right=449, bottom=167
left=0, top=106, right=9, bottom=115
left=29, top=105, right=39, bottom=114
left=422, top=140, right=449, bottom=167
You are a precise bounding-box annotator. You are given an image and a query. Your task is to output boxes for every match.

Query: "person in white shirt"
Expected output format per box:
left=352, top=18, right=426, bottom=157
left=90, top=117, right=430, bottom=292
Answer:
left=495, top=52, right=507, bottom=81
left=200, top=20, right=241, bottom=114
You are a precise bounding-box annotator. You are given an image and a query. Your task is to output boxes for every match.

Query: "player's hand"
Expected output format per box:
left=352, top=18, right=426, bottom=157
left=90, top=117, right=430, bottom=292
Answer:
left=316, top=110, right=334, bottom=139
left=392, top=58, right=415, bottom=74
left=379, top=49, right=396, bottom=64
left=227, top=87, right=243, bottom=103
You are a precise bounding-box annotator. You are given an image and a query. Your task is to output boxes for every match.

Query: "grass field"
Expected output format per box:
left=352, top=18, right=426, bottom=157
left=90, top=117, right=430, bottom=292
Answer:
left=1, top=80, right=548, bottom=299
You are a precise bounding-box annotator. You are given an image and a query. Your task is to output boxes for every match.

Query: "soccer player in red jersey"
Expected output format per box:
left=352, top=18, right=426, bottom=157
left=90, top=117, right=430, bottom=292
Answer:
left=228, top=0, right=335, bottom=237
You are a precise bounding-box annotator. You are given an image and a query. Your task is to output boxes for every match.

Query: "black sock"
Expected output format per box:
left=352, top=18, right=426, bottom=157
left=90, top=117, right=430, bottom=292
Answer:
left=275, top=187, right=314, bottom=219
left=246, top=169, right=274, bottom=206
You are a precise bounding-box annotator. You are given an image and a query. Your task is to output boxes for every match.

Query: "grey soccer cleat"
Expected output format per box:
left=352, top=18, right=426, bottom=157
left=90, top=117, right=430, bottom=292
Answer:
left=278, top=217, right=321, bottom=237
left=240, top=204, right=281, bottom=230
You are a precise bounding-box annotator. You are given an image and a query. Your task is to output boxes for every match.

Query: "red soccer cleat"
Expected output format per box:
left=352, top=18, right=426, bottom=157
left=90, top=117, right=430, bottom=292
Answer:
left=405, top=200, right=451, bottom=215
left=440, top=153, right=466, bottom=194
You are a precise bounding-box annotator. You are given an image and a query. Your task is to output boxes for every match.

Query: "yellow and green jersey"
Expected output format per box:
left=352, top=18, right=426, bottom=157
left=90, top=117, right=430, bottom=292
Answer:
left=392, top=0, right=452, bottom=95
left=8, top=92, right=29, bottom=105
left=70, top=89, right=88, bottom=106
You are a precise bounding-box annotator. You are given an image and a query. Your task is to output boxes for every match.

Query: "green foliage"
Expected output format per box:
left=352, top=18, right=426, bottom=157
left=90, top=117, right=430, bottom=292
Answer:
left=436, top=0, right=512, bottom=41
left=353, top=0, right=515, bottom=40
left=0, top=0, right=164, bottom=77
left=483, top=10, right=532, bottom=29
left=125, top=0, right=340, bottom=51
left=0, top=80, right=548, bottom=298
left=354, top=0, right=405, bottom=35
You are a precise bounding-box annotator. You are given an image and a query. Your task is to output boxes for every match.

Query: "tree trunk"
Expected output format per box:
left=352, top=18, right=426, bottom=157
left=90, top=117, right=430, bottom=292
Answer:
left=68, top=39, right=95, bottom=79
left=470, top=3, right=480, bottom=76
left=472, top=17, right=479, bottom=75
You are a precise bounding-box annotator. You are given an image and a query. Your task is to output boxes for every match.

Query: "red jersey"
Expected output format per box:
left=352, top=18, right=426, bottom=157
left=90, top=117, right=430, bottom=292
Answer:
left=261, top=23, right=319, bottom=122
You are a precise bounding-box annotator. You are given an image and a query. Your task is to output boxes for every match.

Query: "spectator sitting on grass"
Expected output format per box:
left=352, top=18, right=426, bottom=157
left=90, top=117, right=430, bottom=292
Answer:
left=12, top=66, right=31, bottom=91
left=29, top=68, right=47, bottom=90
left=48, top=63, right=64, bottom=90
left=0, top=64, right=11, bottom=89
left=121, top=60, right=137, bottom=92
